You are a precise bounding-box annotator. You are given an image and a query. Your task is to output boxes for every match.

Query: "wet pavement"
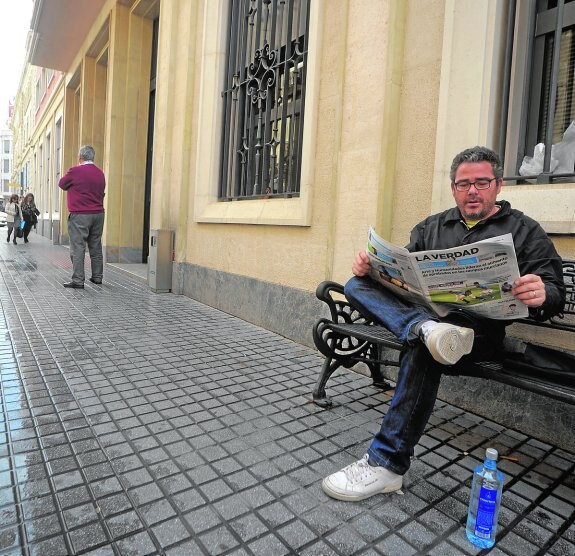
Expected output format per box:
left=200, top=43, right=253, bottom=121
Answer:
left=0, top=233, right=574, bottom=556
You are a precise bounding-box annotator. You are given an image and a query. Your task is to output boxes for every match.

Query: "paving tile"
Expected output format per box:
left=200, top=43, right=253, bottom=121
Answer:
left=198, top=524, right=240, bottom=554
left=497, top=530, right=540, bottom=555
left=63, top=502, right=100, bottom=529
left=140, top=498, right=177, bottom=526
left=247, top=533, right=291, bottom=556
left=375, top=534, right=418, bottom=555
left=278, top=520, right=318, bottom=550
left=68, top=521, right=108, bottom=553
left=97, top=493, right=133, bottom=518
left=398, top=520, right=441, bottom=552
left=540, top=495, right=575, bottom=519
left=164, top=538, right=203, bottom=556
left=151, top=516, right=191, bottom=549
left=57, top=485, right=91, bottom=508
left=0, top=526, right=20, bottom=552
left=158, top=473, right=193, bottom=494
left=116, top=531, right=157, bottom=555
left=548, top=537, right=575, bottom=556
left=106, top=510, right=144, bottom=537
left=229, top=514, right=269, bottom=543
left=183, top=505, right=223, bottom=535
left=28, top=535, right=69, bottom=556
left=298, top=540, right=340, bottom=556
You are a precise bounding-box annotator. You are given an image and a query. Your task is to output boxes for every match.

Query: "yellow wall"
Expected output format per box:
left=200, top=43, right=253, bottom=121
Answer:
left=164, top=0, right=573, bottom=290
left=152, top=0, right=446, bottom=291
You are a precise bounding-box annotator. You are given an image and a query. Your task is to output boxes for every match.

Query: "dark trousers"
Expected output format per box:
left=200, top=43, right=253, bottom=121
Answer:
left=68, top=212, right=105, bottom=284
left=23, top=221, right=33, bottom=241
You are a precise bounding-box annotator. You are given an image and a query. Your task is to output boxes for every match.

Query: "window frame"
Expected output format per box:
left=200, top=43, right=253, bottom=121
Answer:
left=503, top=0, right=575, bottom=182
left=193, top=0, right=321, bottom=226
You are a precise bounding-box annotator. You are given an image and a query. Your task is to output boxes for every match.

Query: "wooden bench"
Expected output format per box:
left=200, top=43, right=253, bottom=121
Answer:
left=312, top=260, right=575, bottom=407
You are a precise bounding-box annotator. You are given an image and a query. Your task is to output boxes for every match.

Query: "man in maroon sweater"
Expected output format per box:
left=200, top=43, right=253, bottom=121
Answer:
left=59, top=145, right=106, bottom=289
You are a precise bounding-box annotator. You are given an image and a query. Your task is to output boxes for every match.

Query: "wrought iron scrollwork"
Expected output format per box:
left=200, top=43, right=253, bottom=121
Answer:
left=247, top=44, right=277, bottom=104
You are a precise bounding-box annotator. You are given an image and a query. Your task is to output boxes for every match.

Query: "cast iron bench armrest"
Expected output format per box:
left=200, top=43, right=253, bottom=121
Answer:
left=312, top=260, right=575, bottom=407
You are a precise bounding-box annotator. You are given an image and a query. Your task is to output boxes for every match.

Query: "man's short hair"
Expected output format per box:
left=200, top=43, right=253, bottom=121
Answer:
left=450, top=146, right=503, bottom=181
left=79, top=145, right=96, bottom=162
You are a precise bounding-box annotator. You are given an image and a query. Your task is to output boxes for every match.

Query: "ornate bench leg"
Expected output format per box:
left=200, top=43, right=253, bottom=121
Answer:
left=368, top=344, right=393, bottom=390
left=312, top=356, right=343, bottom=407
left=367, top=361, right=393, bottom=390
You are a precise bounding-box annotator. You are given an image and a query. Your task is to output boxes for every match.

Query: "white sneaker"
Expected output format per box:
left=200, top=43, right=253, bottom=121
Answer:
left=421, top=322, right=474, bottom=365
left=321, top=454, right=403, bottom=501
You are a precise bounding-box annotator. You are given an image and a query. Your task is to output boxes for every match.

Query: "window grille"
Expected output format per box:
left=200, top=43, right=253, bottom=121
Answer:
left=538, top=24, right=575, bottom=144
left=219, top=0, right=310, bottom=200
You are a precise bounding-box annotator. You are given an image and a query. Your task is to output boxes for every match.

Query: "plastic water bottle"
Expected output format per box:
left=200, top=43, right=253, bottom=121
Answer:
left=466, top=447, right=504, bottom=549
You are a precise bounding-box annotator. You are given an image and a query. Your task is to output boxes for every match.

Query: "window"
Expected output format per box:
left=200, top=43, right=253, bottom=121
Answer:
left=2, top=159, right=9, bottom=174
left=527, top=1, right=575, bottom=156
left=54, top=120, right=62, bottom=213
left=37, top=147, right=42, bottom=201
left=219, top=0, right=310, bottom=200
left=45, top=134, right=51, bottom=212
left=505, top=0, right=575, bottom=179
left=3, top=140, right=9, bottom=154
left=35, top=69, right=48, bottom=110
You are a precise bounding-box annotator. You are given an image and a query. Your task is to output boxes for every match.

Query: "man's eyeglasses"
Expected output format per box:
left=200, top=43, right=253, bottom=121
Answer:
left=452, top=177, right=497, bottom=192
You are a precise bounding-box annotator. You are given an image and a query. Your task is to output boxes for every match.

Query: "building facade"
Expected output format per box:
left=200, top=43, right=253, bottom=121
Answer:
left=11, top=0, right=575, bottom=445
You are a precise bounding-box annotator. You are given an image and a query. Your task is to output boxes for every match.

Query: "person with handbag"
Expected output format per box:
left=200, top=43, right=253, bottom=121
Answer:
left=20, top=193, right=41, bottom=244
left=5, top=194, right=21, bottom=245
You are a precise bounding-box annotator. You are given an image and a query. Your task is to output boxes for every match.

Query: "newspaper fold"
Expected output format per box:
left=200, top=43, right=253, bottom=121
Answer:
left=366, top=227, right=528, bottom=320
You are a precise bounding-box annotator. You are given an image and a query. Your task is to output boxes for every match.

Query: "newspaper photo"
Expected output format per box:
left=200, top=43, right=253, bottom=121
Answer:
left=366, top=227, right=528, bottom=320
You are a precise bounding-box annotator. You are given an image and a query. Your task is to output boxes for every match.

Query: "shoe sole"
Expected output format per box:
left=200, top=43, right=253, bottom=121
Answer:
left=321, top=477, right=402, bottom=501
left=428, top=327, right=474, bottom=365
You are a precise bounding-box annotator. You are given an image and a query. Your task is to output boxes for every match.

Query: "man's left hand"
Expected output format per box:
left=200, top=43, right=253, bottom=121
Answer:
left=512, top=274, right=546, bottom=307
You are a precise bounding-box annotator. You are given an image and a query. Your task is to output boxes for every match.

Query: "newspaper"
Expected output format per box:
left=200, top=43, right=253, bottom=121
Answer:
left=366, top=227, right=528, bottom=320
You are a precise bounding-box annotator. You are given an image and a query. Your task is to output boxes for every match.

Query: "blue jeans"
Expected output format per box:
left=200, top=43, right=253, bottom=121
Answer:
left=344, top=276, right=504, bottom=474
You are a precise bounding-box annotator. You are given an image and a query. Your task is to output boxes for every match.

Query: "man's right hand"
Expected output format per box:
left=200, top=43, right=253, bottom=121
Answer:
left=352, top=249, right=372, bottom=277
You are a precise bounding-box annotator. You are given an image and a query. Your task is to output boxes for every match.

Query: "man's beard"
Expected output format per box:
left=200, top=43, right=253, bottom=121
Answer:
left=462, top=201, right=493, bottom=220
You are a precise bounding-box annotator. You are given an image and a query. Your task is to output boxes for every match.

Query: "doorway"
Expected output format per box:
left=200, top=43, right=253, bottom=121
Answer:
left=142, top=16, right=159, bottom=262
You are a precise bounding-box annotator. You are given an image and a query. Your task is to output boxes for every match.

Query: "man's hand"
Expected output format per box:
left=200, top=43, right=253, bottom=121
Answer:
left=352, top=250, right=372, bottom=277
left=512, top=274, right=546, bottom=307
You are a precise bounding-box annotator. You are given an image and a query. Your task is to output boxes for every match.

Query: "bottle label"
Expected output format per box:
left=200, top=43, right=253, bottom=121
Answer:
left=474, top=486, right=497, bottom=538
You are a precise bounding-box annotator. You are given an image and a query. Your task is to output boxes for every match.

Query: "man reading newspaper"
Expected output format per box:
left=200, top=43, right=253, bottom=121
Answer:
left=322, top=146, right=566, bottom=502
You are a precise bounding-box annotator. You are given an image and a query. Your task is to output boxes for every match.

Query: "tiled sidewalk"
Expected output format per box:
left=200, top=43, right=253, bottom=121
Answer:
left=0, top=234, right=573, bottom=556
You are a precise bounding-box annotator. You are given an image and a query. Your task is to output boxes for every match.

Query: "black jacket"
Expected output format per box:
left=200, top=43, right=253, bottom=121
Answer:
left=21, top=202, right=40, bottom=225
left=405, top=200, right=565, bottom=322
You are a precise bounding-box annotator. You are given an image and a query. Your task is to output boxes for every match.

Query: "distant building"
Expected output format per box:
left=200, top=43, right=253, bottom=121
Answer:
left=0, top=101, right=13, bottom=201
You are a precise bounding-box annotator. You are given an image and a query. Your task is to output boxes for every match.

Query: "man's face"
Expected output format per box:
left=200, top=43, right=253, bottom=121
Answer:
left=451, top=161, right=502, bottom=220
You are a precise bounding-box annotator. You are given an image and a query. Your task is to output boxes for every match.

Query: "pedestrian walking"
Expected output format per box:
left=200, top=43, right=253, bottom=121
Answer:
left=58, top=145, right=106, bottom=289
left=5, top=194, right=21, bottom=245
left=20, top=193, right=40, bottom=244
